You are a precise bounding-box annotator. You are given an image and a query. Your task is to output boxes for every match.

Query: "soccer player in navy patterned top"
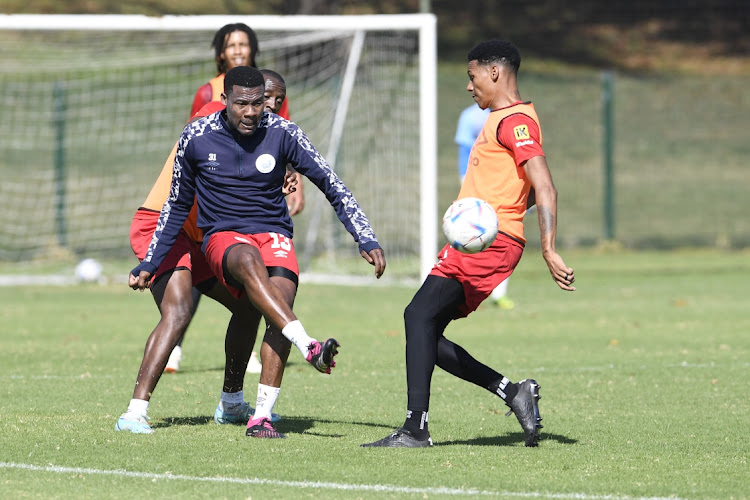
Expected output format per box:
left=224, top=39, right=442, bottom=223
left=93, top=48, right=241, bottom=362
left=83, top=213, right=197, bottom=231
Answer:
left=130, top=66, right=386, bottom=438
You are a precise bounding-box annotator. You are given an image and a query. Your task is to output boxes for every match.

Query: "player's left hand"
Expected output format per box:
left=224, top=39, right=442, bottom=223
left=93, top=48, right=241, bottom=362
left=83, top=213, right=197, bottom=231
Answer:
left=282, top=170, right=298, bottom=196
left=129, top=270, right=153, bottom=291
left=285, top=173, right=305, bottom=216
left=361, top=248, right=386, bottom=279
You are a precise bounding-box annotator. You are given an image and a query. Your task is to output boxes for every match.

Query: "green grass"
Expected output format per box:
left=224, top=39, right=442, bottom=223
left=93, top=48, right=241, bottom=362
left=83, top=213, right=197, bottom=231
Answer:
left=1, top=248, right=748, bottom=499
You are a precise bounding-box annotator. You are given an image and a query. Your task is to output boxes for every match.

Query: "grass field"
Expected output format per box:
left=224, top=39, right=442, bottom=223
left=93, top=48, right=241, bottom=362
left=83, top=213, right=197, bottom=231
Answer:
left=1, top=248, right=748, bottom=499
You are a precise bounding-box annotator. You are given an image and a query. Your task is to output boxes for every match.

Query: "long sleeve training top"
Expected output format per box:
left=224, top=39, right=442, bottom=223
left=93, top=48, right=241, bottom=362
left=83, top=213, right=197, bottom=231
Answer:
left=133, top=110, right=380, bottom=276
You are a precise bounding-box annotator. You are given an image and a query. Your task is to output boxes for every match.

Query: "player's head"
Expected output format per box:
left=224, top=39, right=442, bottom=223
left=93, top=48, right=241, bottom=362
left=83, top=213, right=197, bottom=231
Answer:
left=222, top=66, right=265, bottom=136
left=466, top=40, right=521, bottom=109
left=260, top=69, right=287, bottom=114
left=467, top=40, right=521, bottom=74
left=212, top=23, right=259, bottom=74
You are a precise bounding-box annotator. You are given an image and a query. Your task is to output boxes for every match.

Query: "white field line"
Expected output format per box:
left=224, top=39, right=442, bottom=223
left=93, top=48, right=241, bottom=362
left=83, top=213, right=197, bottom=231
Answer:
left=0, top=462, right=686, bottom=500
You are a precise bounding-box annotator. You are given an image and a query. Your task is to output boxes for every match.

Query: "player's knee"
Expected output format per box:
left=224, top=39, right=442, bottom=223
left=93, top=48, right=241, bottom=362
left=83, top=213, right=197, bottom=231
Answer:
left=404, top=295, right=433, bottom=326
left=160, top=300, right=193, bottom=331
left=227, top=246, right=264, bottom=284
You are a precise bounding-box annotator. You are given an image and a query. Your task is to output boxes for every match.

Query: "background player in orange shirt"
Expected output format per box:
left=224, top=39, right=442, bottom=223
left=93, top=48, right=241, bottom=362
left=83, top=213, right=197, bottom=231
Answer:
left=363, top=40, right=575, bottom=449
left=193, top=24, right=302, bottom=213
left=190, top=24, right=302, bottom=215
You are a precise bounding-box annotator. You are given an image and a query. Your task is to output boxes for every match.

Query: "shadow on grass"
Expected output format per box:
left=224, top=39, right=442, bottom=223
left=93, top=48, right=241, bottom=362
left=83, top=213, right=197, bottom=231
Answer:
left=151, top=414, right=394, bottom=436
left=150, top=416, right=575, bottom=446
left=151, top=416, right=214, bottom=428
left=439, top=432, right=577, bottom=447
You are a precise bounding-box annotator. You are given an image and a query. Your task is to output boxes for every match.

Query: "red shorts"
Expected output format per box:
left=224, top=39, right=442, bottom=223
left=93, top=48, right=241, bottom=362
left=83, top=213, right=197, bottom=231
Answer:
left=204, top=231, right=300, bottom=298
left=130, top=208, right=215, bottom=287
left=429, top=233, right=524, bottom=318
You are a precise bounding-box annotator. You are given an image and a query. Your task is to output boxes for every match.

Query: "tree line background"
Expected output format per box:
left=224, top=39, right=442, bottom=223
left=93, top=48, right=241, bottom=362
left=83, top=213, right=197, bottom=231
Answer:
left=5, top=0, right=749, bottom=72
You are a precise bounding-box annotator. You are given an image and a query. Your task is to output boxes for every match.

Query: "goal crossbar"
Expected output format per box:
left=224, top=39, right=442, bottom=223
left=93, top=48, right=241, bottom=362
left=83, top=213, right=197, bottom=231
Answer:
left=0, top=14, right=435, bottom=32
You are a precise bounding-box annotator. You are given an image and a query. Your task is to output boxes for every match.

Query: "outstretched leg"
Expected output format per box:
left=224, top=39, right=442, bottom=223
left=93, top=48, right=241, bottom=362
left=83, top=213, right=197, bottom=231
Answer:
left=224, top=243, right=337, bottom=373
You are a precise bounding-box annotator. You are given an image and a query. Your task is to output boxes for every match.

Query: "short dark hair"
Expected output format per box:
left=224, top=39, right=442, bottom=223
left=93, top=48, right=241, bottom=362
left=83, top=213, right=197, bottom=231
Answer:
left=212, top=23, right=259, bottom=74
left=468, top=40, right=521, bottom=74
left=224, top=66, right=265, bottom=94
left=260, top=69, right=286, bottom=88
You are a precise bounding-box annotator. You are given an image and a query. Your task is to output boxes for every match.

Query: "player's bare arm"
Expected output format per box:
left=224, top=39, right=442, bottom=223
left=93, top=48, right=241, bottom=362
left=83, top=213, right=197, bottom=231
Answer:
left=524, top=155, right=575, bottom=291
left=360, top=248, right=386, bottom=279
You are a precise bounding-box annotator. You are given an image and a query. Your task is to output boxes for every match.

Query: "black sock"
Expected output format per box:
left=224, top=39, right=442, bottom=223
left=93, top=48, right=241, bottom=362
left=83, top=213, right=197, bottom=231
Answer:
left=489, top=376, right=518, bottom=403
left=402, top=410, right=429, bottom=439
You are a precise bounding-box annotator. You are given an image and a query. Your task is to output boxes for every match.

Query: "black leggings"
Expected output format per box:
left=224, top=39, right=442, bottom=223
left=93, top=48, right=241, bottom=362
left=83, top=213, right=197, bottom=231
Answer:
left=404, top=275, right=504, bottom=411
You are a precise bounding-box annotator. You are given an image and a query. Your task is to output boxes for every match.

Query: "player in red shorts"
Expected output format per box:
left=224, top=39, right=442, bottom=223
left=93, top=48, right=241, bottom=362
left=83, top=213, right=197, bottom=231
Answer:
left=363, top=40, right=575, bottom=449
left=166, top=25, right=305, bottom=372
left=131, top=66, right=386, bottom=438
left=116, top=100, right=296, bottom=434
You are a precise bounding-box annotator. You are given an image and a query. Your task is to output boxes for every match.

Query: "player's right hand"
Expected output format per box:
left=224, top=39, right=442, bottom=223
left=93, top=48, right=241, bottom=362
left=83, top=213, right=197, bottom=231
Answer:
left=129, top=270, right=153, bottom=291
left=543, top=252, right=575, bottom=291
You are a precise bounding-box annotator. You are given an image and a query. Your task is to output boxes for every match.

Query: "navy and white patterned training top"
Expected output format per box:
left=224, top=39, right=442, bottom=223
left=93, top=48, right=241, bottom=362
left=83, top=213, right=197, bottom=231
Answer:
left=134, top=111, right=380, bottom=276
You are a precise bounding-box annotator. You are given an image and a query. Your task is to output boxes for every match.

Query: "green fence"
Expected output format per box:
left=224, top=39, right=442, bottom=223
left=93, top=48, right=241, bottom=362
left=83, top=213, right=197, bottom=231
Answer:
left=2, top=44, right=749, bottom=264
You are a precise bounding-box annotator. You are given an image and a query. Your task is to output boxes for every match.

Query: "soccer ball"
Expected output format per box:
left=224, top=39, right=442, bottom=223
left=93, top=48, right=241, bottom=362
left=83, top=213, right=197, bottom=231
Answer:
left=442, top=197, right=498, bottom=254
left=75, top=258, right=103, bottom=283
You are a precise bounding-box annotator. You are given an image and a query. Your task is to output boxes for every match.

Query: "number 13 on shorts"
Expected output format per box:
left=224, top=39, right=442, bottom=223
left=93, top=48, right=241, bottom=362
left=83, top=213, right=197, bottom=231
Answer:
left=269, top=232, right=292, bottom=251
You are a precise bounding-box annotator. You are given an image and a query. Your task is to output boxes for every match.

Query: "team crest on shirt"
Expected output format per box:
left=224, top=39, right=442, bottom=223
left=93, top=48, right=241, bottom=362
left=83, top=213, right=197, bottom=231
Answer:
left=256, top=153, right=276, bottom=174
left=513, top=125, right=530, bottom=140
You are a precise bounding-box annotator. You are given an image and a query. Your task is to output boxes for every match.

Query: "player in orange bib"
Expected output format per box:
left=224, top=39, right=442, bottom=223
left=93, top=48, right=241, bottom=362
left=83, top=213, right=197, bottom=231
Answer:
left=363, top=40, right=575, bottom=449
left=190, top=23, right=302, bottom=217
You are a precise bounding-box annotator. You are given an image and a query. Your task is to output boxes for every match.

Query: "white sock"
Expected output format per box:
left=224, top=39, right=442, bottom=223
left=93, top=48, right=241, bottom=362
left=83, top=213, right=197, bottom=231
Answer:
left=281, top=320, right=316, bottom=358
left=220, top=390, right=244, bottom=410
left=491, top=277, right=510, bottom=301
left=253, top=384, right=281, bottom=421
left=126, top=398, right=149, bottom=417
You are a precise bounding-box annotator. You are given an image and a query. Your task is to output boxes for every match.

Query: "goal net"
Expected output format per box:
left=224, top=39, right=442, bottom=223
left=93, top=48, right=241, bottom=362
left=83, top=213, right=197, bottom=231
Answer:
left=0, top=14, right=437, bottom=283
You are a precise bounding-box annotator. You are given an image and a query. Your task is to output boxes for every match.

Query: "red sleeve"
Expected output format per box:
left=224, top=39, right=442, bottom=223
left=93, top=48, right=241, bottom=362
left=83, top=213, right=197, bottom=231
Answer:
left=497, top=113, right=545, bottom=167
left=279, top=98, right=290, bottom=120
left=190, top=83, right=213, bottom=118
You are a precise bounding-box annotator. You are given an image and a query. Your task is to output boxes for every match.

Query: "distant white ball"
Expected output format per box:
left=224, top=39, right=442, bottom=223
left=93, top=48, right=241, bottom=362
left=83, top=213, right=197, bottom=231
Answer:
left=75, top=258, right=103, bottom=283
left=442, top=197, right=498, bottom=254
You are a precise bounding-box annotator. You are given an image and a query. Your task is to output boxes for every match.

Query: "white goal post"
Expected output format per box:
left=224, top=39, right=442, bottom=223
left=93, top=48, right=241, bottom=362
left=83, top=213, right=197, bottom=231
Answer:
left=0, top=14, right=437, bottom=283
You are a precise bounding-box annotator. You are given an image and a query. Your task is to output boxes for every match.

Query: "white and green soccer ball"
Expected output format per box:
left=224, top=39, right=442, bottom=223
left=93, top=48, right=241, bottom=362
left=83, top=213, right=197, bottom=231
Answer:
left=442, top=197, right=499, bottom=254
